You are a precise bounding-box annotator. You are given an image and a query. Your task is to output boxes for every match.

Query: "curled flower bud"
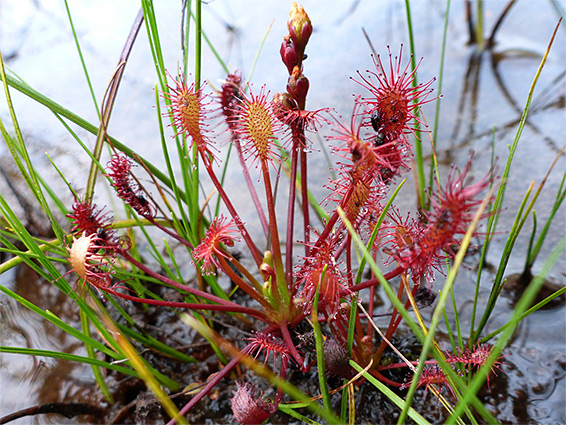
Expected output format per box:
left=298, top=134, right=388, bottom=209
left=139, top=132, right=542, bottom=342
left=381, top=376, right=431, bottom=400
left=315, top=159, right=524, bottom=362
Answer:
left=231, top=382, right=276, bottom=425
left=106, top=154, right=156, bottom=219
left=287, top=2, right=312, bottom=50
left=219, top=71, right=243, bottom=132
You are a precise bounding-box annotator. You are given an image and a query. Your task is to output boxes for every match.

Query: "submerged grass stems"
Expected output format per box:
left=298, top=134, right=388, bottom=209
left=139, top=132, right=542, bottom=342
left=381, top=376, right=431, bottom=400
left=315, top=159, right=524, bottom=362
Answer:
left=0, top=2, right=564, bottom=424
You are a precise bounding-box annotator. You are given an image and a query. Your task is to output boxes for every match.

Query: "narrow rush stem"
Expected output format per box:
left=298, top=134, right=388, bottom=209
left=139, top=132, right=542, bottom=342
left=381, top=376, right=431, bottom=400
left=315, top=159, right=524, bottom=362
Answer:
left=330, top=317, right=363, bottom=359
left=345, top=235, right=354, bottom=287
left=262, top=162, right=290, bottom=307
left=216, top=255, right=273, bottom=312
left=354, top=305, right=365, bottom=342
left=120, top=251, right=245, bottom=308
left=104, top=288, right=268, bottom=321
left=285, top=138, right=299, bottom=290
left=204, top=162, right=263, bottom=266
left=234, top=138, right=269, bottom=238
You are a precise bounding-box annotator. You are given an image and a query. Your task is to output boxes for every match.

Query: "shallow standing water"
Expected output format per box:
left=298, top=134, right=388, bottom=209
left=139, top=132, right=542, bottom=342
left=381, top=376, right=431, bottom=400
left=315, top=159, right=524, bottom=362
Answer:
left=0, top=0, right=565, bottom=423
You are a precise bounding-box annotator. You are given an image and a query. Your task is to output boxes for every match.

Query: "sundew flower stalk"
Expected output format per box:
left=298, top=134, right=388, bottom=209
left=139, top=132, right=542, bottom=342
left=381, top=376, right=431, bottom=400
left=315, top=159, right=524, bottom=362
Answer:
left=56, top=3, right=506, bottom=423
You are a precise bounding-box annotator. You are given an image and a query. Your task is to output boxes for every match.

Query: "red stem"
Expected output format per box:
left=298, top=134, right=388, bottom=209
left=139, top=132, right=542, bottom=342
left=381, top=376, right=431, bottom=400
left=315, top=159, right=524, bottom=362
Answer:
left=369, top=369, right=404, bottom=388
left=279, top=321, right=304, bottom=369
left=146, top=217, right=193, bottom=249
left=104, top=288, right=268, bottom=321
left=345, top=266, right=404, bottom=294
left=261, top=162, right=289, bottom=306
left=308, top=184, right=355, bottom=258
left=285, top=135, right=299, bottom=290
left=120, top=251, right=261, bottom=314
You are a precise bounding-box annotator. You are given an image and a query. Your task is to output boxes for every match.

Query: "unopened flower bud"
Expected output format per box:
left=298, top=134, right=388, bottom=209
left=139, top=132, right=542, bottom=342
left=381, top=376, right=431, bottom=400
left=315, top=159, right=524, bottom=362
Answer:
left=280, top=36, right=299, bottom=74
left=272, top=92, right=297, bottom=122
left=286, top=67, right=309, bottom=106
left=288, top=2, right=312, bottom=49
left=259, top=251, right=276, bottom=282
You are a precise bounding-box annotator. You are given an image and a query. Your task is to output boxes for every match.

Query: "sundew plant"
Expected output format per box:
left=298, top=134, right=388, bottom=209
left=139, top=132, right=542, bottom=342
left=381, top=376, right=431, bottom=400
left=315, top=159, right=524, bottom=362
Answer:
left=0, top=1, right=565, bottom=424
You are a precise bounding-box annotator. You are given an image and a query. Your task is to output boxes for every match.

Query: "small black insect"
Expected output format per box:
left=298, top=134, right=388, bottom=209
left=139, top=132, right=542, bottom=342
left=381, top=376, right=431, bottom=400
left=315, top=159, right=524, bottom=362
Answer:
left=370, top=109, right=382, bottom=132
left=436, top=208, right=452, bottom=230
left=375, top=132, right=386, bottom=146
left=136, top=194, right=148, bottom=207
left=415, top=285, right=436, bottom=308
left=97, top=227, right=108, bottom=241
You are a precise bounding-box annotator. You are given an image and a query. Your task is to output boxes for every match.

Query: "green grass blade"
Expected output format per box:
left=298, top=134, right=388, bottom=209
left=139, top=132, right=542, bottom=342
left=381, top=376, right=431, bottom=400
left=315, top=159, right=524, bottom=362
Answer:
left=195, top=0, right=202, bottom=87
left=63, top=0, right=100, bottom=118
left=0, top=53, right=65, bottom=243
left=403, top=0, right=426, bottom=207
left=525, top=159, right=566, bottom=268
left=277, top=405, right=322, bottom=425
left=0, top=347, right=139, bottom=378
left=429, top=0, right=451, bottom=190
left=481, top=285, right=566, bottom=342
